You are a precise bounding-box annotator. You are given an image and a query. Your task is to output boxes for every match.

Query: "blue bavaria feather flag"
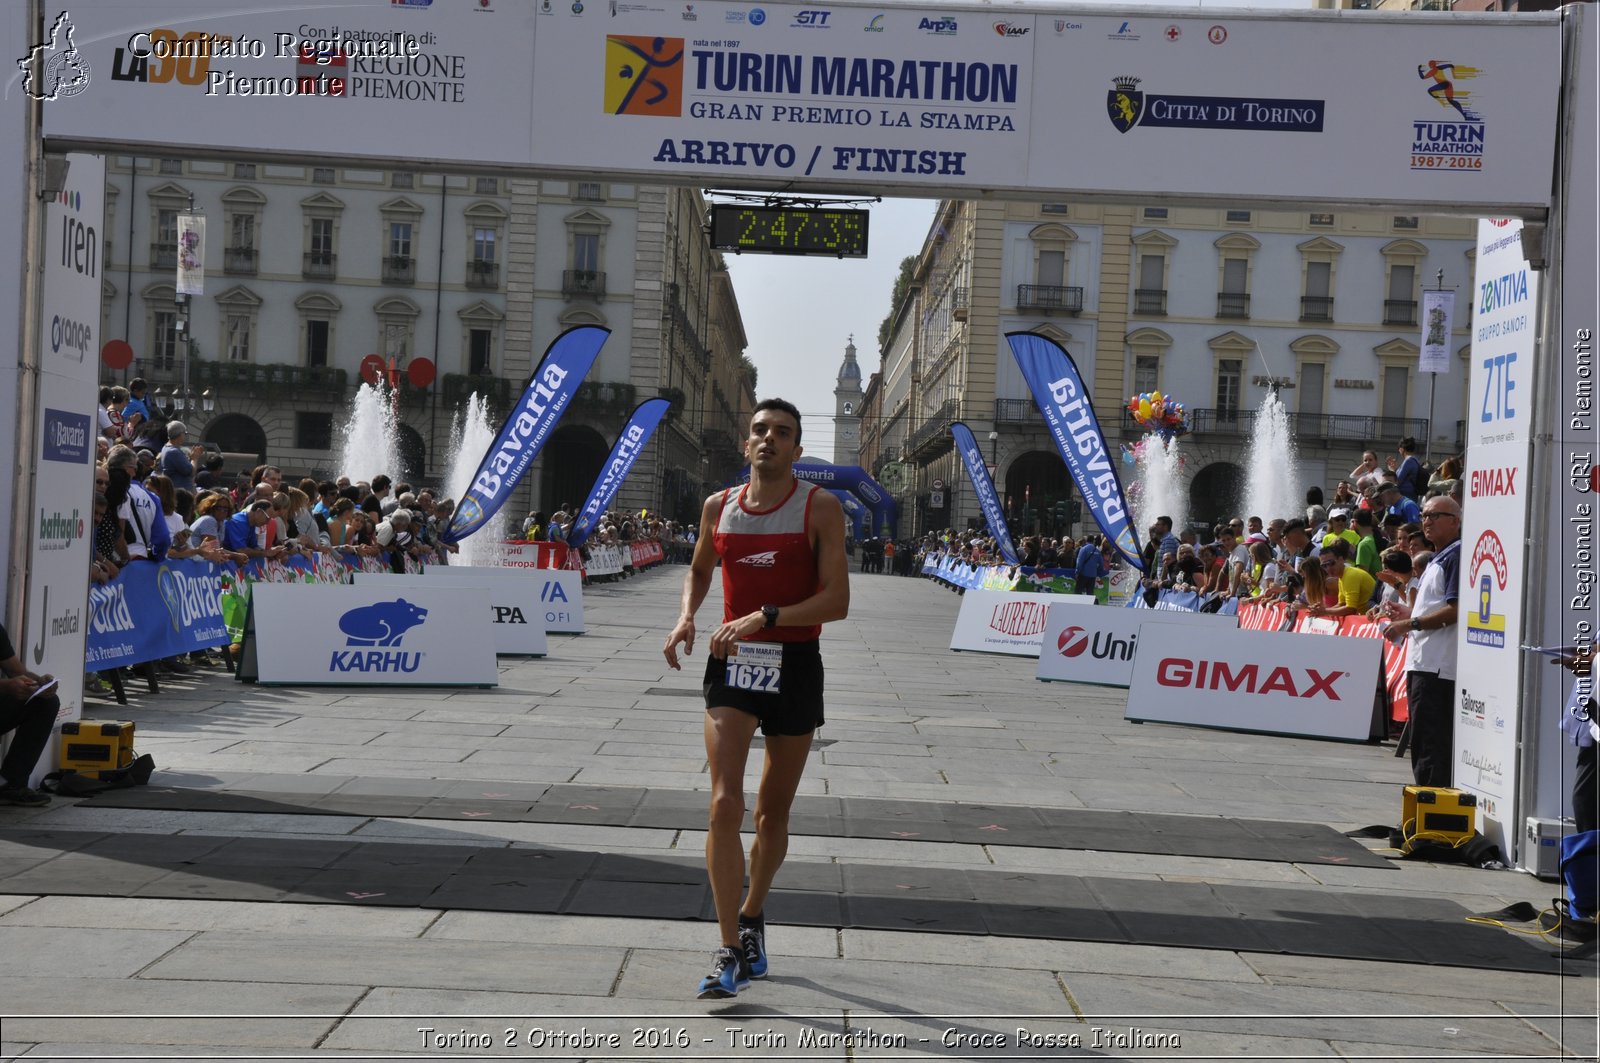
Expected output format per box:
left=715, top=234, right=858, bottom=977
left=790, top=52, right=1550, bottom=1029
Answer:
left=950, top=421, right=1021, bottom=567
left=441, top=325, right=609, bottom=545
left=567, top=397, right=672, bottom=550
left=1006, top=331, right=1146, bottom=571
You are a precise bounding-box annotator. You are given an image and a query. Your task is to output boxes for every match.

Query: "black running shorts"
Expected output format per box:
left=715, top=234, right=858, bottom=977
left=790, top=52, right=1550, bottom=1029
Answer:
left=703, top=639, right=824, bottom=736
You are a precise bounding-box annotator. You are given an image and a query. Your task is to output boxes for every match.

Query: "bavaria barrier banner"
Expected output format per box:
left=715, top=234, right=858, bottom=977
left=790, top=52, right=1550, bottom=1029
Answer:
left=86, top=558, right=231, bottom=670
left=442, top=326, right=608, bottom=544
left=951, top=421, right=1020, bottom=567
left=239, top=583, right=498, bottom=686
left=569, top=398, right=672, bottom=549
left=1126, top=623, right=1383, bottom=741
left=950, top=588, right=1095, bottom=656
left=1037, top=601, right=1235, bottom=688
left=1007, top=332, right=1144, bottom=571
left=355, top=571, right=548, bottom=657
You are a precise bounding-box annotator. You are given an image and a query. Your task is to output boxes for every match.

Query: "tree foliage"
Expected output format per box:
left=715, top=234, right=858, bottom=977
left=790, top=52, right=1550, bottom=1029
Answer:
left=876, top=255, right=918, bottom=354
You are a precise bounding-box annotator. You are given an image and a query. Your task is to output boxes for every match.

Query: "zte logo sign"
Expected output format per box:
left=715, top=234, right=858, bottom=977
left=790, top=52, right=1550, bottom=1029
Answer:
left=739, top=550, right=779, bottom=567
left=1156, top=658, right=1344, bottom=699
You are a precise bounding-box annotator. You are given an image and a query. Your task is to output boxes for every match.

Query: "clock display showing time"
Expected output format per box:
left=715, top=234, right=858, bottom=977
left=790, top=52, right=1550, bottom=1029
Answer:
left=710, top=205, right=869, bottom=258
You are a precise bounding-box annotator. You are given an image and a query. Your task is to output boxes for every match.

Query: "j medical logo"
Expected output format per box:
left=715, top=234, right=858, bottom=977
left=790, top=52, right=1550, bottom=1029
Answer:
left=1107, top=75, right=1324, bottom=134
left=42, top=409, right=91, bottom=463
left=1466, top=530, right=1508, bottom=649
left=332, top=598, right=428, bottom=673
left=1411, top=60, right=1485, bottom=172
left=17, top=12, right=91, bottom=101
left=604, top=35, right=684, bottom=116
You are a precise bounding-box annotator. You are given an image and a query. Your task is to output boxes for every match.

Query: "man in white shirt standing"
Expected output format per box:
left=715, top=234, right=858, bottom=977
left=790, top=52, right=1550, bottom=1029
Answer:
left=1384, top=496, right=1462, bottom=787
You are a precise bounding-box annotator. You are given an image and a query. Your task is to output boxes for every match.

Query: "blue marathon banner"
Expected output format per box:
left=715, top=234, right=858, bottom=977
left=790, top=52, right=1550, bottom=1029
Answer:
left=442, top=325, right=609, bottom=545
left=568, top=397, right=672, bottom=550
left=950, top=421, right=1020, bottom=568
left=1006, top=332, right=1145, bottom=572
left=86, top=558, right=231, bottom=669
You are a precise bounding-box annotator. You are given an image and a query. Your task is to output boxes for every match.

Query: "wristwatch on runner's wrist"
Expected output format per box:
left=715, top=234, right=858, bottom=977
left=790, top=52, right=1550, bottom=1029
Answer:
left=761, top=605, right=780, bottom=628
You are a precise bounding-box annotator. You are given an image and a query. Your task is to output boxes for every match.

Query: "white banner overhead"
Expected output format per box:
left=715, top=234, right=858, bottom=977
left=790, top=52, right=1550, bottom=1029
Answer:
left=950, top=588, right=1095, bottom=657
left=37, top=1, right=1561, bottom=211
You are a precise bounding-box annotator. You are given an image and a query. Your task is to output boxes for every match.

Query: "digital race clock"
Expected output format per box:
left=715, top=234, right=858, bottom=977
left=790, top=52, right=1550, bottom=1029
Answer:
left=709, top=205, right=870, bottom=258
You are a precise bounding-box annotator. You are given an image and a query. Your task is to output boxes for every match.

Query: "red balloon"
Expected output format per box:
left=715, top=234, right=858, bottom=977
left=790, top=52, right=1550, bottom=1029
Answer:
left=359, top=354, right=386, bottom=387
left=101, top=339, right=134, bottom=370
left=407, top=357, right=436, bottom=389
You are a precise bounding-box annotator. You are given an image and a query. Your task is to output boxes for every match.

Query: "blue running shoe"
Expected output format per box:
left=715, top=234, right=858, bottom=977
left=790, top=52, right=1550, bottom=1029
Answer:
left=696, top=946, right=750, bottom=999
left=739, top=923, right=768, bottom=979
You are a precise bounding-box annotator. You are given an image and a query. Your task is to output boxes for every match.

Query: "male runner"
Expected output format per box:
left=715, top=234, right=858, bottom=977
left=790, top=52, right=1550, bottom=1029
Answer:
left=664, top=398, right=849, bottom=999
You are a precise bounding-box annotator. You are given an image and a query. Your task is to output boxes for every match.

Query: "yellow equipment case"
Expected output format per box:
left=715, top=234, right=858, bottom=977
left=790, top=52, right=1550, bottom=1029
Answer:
left=1402, top=786, right=1478, bottom=844
left=58, top=720, right=135, bottom=778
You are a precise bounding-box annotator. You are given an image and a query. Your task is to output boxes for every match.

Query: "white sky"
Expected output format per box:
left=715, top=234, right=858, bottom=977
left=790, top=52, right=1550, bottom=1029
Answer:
left=721, top=0, right=1316, bottom=460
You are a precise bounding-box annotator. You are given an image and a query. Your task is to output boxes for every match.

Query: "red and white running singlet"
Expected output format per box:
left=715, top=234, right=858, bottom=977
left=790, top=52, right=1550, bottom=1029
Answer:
left=713, top=480, right=822, bottom=642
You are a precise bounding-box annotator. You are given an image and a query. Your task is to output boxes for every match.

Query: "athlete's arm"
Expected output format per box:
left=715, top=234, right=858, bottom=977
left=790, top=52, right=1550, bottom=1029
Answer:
left=705, top=490, right=850, bottom=658
left=664, top=492, right=722, bottom=670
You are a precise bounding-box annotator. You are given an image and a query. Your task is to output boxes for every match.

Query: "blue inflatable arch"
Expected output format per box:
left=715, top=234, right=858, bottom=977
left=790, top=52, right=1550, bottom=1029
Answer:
left=734, top=462, right=899, bottom=538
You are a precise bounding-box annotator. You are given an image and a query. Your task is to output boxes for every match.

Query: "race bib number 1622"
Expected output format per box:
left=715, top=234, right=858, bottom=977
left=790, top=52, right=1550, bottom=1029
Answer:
left=725, top=641, right=782, bottom=693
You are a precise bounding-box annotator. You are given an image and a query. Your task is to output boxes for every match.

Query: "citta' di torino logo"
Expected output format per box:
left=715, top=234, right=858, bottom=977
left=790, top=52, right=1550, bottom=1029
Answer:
left=17, top=12, right=92, bottom=100
left=1106, top=74, right=1324, bottom=135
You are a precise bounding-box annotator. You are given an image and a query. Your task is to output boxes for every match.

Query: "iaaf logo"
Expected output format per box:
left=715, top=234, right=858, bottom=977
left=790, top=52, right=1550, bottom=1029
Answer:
left=1057, top=625, right=1135, bottom=661
left=1156, top=658, right=1345, bottom=699
left=993, top=21, right=1029, bottom=37
left=738, top=550, right=779, bottom=568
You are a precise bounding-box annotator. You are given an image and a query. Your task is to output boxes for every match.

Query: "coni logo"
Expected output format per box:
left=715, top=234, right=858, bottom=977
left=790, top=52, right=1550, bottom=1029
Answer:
left=338, top=599, right=429, bottom=646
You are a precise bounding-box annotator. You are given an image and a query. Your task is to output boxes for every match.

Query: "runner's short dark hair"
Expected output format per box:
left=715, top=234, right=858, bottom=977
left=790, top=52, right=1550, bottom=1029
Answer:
left=752, top=398, right=803, bottom=445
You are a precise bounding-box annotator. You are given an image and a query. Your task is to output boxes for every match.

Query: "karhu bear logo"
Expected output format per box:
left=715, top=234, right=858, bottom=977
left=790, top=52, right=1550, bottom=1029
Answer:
left=338, top=599, right=429, bottom=646
left=18, top=13, right=92, bottom=101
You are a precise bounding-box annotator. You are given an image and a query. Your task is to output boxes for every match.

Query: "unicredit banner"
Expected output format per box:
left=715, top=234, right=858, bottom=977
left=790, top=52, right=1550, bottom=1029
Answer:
left=442, top=326, right=607, bottom=545
left=38, top=3, right=1559, bottom=210
left=569, top=397, right=672, bottom=550
left=951, top=421, right=1020, bottom=567
left=1007, top=332, right=1143, bottom=571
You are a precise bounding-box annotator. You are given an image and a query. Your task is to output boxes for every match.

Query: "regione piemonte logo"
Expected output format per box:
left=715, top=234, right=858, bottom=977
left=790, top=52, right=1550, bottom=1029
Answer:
left=605, top=34, right=685, bottom=115
left=17, top=12, right=92, bottom=101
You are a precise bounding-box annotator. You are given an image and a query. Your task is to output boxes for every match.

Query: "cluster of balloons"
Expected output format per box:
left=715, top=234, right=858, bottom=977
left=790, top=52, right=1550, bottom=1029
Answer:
left=1126, top=390, right=1190, bottom=441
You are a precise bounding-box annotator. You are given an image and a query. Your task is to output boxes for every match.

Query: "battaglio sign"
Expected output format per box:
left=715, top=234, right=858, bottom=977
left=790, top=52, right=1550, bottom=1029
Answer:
left=39, top=1, right=1560, bottom=210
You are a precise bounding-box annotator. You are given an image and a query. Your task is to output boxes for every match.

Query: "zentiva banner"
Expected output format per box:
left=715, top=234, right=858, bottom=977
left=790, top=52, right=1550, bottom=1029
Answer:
left=1006, top=332, right=1144, bottom=571
left=568, top=397, right=671, bottom=549
left=86, top=558, right=231, bottom=670
left=442, top=326, right=608, bottom=544
left=951, top=421, right=1020, bottom=567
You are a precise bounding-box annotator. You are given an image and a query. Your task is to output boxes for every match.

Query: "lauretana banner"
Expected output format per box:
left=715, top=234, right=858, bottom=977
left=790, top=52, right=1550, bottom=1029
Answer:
left=86, top=558, right=231, bottom=669
left=950, top=421, right=1020, bottom=567
left=442, top=326, right=609, bottom=544
left=1006, top=332, right=1144, bottom=571
left=568, top=397, right=671, bottom=549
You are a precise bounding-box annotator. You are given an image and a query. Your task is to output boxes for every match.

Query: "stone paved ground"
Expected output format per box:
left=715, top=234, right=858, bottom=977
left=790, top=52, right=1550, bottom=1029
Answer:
left=1, top=565, right=1595, bottom=1061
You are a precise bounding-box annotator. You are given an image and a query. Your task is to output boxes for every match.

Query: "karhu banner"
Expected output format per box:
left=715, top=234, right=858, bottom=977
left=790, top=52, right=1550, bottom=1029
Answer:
left=441, top=326, right=608, bottom=545
left=568, top=397, right=672, bottom=549
left=950, top=421, right=1020, bottom=567
left=1006, top=332, right=1144, bottom=571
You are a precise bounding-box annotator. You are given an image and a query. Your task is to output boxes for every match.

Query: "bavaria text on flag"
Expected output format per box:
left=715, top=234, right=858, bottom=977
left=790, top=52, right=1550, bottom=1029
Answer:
left=950, top=421, right=1021, bottom=567
left=442, top=325, right=608, bottom=544
left=1005, top=332, right=1145, bottom=571
left=568, top=397, right=672, bottom=549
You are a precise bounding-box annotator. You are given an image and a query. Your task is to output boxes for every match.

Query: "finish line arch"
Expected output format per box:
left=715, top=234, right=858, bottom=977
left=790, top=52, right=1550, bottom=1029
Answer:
left=7, top=0, right=1596, bottom=870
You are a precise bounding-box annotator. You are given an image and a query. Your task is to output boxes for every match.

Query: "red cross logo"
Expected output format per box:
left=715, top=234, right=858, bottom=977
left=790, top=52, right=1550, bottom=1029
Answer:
left=1165, top=25, right=1181, bottom=41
